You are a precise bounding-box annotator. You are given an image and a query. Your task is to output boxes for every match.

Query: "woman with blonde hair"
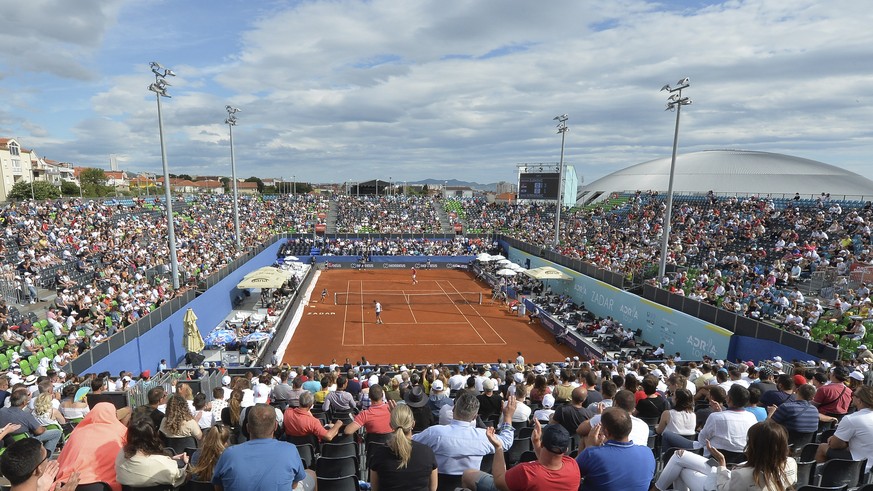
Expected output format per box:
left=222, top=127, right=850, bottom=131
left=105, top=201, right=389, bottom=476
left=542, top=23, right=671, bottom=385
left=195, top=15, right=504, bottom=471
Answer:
left=159, top=394, right=202, bottom=441
left=189, top=425, right=231, bottom=482
left=33, top=391, right=66, bottom=427
left=368, top=404, right=437, bottom=491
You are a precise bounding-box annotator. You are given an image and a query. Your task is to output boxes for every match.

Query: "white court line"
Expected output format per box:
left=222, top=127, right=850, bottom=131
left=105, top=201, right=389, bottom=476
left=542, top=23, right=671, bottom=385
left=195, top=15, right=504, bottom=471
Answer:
left=435, top=280, right=487, bottom=344
left=342, top=280, right=349, bottom=346
left=273, top=269, right=321, bottom=361
left=344, top=342, right=496, bottom=347
left=402, top=289, right=418, bottom=323
left=360, top=280, right=365, bottom=343
left=443, top=279, right=507, bottom=344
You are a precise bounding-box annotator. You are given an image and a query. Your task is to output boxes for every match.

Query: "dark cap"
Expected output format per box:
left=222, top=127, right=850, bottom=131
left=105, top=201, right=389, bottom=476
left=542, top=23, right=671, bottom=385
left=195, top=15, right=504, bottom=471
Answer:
left=540, top=424, right=571, bottom=454
left=833, top=366, right=849, bottom=382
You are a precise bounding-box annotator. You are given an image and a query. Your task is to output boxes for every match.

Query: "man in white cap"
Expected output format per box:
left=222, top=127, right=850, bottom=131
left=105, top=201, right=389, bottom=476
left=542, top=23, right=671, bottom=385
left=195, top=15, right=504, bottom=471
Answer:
left=428, top=380, right=452, bottom=417
left=221, top=375, right=233, bottom=400
left=857, top=344, right=873, bottom=362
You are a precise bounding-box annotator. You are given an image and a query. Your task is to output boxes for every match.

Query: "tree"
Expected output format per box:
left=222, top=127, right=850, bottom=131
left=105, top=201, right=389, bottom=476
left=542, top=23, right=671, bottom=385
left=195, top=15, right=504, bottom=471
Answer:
left=60, top=180, right=80, bottom=197
left=6, top=180, right=61, bottom=201
left=178, top=174, right=194, bottom=181
left=245, top=176, right=264, bottom=193
left=220, top=177, right=231, bottom=193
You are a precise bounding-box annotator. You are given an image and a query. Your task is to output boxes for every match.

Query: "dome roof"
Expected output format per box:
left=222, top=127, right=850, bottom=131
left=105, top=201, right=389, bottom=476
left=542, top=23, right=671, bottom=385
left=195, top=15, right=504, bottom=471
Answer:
left=580, top=150, right=873, bottom=201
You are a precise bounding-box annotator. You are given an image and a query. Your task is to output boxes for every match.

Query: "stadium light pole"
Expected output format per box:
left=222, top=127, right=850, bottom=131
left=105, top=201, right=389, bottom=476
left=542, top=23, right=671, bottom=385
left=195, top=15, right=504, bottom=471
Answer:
left=553, top=114, right=569, bottom=246
left=225, top=105, right=241, bottom=250
left=657, top=77, right=692, bottom=283
left=148, top=61, right=180, bottom=290
left=292, top=175, right=296, bottom=195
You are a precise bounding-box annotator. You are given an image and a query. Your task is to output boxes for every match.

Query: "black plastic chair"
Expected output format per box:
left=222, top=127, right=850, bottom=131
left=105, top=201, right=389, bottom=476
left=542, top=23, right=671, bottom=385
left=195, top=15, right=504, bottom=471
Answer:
left=321, top=441, right=357, bottom=459
left=479, top=453, right=494, bottom=474
left=800, top=442, right=820, bottom=463
left=163, top=435, right=197, bottom=455
left=817, top=459, right=867, bottom=488
left=76, top=483, right=112, bottom=491
left=519, top=450, right=537, bottom=463
left=316, top=455, right=358, bottom=479
left=788, top=431, right=817, bottom=451
left=717, top=449, right=746, bottom=466
left=121, top=485, right=175, bottom=491
left=295, top=443, right=316, bottom=469
left=795, top=460, right=815, bottom=488
left=183, top=481, right=214, bottom=491
left=316, top=475, right=361, bottom=491
left=505, top=437, right=532, bottom=466
left=796, top=486, right=847, bottom=491
left=436, top=473, right=462, bottom=491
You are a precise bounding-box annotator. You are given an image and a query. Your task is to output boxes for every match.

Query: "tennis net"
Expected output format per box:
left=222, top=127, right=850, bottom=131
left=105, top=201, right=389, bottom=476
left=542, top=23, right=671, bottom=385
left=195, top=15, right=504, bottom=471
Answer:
left=334, top=291, right=483, bottom=305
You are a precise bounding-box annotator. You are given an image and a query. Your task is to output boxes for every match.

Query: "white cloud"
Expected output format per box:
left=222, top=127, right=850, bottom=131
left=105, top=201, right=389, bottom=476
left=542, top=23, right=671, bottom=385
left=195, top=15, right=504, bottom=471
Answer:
left=3, top=0, right=873, bottom=187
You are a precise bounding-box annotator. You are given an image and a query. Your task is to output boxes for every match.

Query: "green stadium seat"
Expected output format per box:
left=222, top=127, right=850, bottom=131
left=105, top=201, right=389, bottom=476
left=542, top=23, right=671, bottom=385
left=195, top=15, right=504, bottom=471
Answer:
left=19, top=360, right=32, bottom=376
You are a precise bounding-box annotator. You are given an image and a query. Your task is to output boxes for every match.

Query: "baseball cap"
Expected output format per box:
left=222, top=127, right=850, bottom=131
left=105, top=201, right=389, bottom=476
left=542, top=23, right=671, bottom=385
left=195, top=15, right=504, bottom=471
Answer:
left=859, top=345, right=868, bottom=351
left=483, top=379, right=497, bottom=391
left=513, top=372, right=525, bottom=384
left=222, top=375, right=231, bottom=386
left=849, top=371, right=865, bottom=382
left=758, top=367, right=773, bottom=379
left=540, top=424, right=571, bottom=454
left=431, top=380, right=444, bottom=392
left=793, top=374, right=807, bottom=387
left=542, top=394, right=555, bottom=408
left=833, top=366, right=849, bottom=381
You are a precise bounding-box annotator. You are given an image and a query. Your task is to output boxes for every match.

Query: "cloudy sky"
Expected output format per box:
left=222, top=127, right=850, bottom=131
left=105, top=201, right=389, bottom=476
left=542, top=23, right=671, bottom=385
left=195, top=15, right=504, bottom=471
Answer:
left=1, top=0, right=871, bottom=185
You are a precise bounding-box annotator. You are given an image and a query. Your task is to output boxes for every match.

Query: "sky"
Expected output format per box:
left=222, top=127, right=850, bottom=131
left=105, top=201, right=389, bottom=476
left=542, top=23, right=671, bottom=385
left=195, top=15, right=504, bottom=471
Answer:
left=1, top=0, right=872, bottom=186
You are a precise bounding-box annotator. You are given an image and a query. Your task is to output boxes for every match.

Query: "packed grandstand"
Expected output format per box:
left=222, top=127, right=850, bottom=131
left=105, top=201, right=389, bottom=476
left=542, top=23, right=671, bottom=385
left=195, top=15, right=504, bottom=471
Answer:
left=1, top=171, right=873, bottom=489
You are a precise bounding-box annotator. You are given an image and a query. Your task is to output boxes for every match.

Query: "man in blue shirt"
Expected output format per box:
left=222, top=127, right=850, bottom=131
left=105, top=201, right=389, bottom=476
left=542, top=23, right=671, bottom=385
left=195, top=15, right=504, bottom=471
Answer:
left=413, top=392, right=516, bottom=476
left=213, top=404, right=315, bottom=491
left=770, top=383, right=835, bottom=434
left=576, top=407, right=655, bottom=491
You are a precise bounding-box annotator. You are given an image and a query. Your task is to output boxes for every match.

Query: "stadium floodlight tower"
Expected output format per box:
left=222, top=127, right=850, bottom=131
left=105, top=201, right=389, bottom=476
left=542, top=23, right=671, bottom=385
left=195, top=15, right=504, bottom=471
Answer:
left=225, top=105, right=242, bottom=250
left=148, top=61, right=180, bottom=290
left=657, top=77, right=692, bottom=283
left=553, top=114, right=569, bottom=246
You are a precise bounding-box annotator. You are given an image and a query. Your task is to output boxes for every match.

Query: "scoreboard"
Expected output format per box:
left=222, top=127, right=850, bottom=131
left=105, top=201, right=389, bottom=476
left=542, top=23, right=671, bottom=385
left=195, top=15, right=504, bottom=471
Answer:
left=518, top=172, right=560, bottom=200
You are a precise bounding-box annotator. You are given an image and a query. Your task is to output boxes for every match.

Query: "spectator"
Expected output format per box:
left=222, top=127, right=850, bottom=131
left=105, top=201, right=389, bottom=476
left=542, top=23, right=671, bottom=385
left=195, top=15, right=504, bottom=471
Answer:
left=283, top=391, right=344, bottom=444
left=403, top=385, right=434, bottom=432
left=115, top=414, right=188, bottom=488
left=770, top=383, right=832, bottom=438
left=323, top=375, right=356, bottom=415
left=159, top=394, right=202, bottom=442
left=0, top=388, right=62, bottom=454
left=697, top=385, right=757, bottom=457
left=58, top=384, right=89, bottom=421
left=413, top=392, right=515, bottom=478
left=657, top=388, right=696, bottom=452
left=655, top=419, right=797, bottom=491
left=550, top=386, right=594, bottom=436
left=476, top=379, right=503, bottom=422
left=192, top=393, right=214, bottom=430
left=368, top=404, right=437, bottom=491
left=634, top=375, right=668, bottom=425
left=463, top=420, right=580, bottom=491
left=813, top=366, right=853, bottom=419
left=759, top=374, right=795, bottom=408
left=1, top=437, right=79, bottom=491
left=55, top=402, right=127, bottom=491
left=576, top=407, right=655, bottom=490
left=815, top=384, right=873, bottom=473
left=212, top=404, right=316, bottom=491
left=533, top=394, right=556, bottom=424
left=344, top=384, right=392, bottom=438
left=190, top=425, right=231, bottom=482
left=427, top=380, right=452, bottom=418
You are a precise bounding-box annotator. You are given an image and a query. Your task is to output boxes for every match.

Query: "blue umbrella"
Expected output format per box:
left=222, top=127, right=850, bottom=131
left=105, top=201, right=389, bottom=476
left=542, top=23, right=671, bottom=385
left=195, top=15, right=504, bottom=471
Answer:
left=242, top=331, right=271, bottom=343
left=204, top=329, right=238, bottom=346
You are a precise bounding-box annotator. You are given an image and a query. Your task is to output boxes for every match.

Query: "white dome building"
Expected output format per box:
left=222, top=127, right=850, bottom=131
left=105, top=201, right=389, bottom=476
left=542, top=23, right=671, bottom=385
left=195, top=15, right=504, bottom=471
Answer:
left=578, top=150, right=873, bottom=203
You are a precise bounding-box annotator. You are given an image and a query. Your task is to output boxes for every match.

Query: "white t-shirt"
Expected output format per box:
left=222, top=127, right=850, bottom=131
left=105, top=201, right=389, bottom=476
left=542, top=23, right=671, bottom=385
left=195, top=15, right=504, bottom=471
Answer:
left=833, top=408, right=873, bottom=472
left=588, top=413, right=650, bottom=446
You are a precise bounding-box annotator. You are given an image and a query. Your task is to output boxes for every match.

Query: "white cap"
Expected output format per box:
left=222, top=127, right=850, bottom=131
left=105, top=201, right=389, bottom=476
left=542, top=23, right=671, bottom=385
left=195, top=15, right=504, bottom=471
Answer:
left=849, top=371, right=865, bottom=381
left=542, top=394, right=555, bottom=408
left=431, top=380, right=444, bottom=391
left=513, top=372, right=525, bottom=383
left=773, top=356, right=782, bottom=362
left=222, top=375, right=231, bottom=386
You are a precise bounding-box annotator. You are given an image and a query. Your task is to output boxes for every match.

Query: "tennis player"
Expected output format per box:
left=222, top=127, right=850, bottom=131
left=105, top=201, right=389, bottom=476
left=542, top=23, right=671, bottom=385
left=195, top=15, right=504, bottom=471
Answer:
left=321, top=287, right=328, bottom=303
left=373, top=300, right=383, bottom=324
left=411, top=267, right=417, bottom=285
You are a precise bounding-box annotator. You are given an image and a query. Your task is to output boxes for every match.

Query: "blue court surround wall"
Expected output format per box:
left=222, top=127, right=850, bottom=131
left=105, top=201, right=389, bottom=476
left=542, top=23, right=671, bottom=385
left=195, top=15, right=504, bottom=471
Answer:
left=85, top=240, right=285, bottom=375
left=502, top=243, right=732, bottom=360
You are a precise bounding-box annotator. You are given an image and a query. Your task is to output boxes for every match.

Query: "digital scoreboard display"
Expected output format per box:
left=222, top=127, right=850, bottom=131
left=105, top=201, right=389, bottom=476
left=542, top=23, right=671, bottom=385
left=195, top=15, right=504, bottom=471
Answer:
left=518, top=172, right=560, bottom=199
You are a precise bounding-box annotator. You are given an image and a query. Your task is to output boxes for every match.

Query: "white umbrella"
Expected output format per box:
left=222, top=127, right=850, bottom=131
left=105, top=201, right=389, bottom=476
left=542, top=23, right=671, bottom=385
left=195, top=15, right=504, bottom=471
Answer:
left=497, top=259, right=512, bottom=265
left=285, top=255, right=300, bottom=261
left=524, top=266, right=573, bottom=281
left=490, top=254, right=506, bottom=260
left=496, top=268, right=518, bottom=276
left=509, top=263, right=527, bottom=272
left=476, top=253, right=495, bottom=262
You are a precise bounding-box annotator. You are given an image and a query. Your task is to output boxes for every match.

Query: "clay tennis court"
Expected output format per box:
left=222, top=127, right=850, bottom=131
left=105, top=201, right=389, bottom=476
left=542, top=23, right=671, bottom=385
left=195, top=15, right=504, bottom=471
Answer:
left=282, top=268, right=576, bottom=365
